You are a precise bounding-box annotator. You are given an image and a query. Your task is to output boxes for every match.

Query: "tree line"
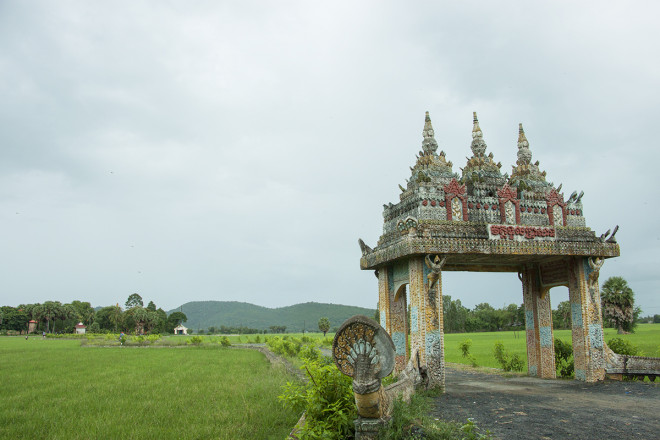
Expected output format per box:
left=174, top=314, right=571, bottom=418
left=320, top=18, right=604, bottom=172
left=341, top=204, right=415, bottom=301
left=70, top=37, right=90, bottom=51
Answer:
left=379, top=276, right=645, bottom=334
left=0, top=293, right=187, bottom=335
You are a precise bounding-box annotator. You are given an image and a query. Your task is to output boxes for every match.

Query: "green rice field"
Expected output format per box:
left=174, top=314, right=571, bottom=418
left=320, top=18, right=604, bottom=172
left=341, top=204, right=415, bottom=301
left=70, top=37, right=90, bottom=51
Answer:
left=444, top=323, right=660, bottom=369
left=0, top=337, right=300, bottom=440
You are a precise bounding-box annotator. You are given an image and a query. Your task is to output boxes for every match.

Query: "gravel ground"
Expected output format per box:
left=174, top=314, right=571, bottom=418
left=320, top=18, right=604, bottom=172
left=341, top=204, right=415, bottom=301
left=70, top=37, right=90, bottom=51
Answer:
left=432, top=364, right=660, bottom=440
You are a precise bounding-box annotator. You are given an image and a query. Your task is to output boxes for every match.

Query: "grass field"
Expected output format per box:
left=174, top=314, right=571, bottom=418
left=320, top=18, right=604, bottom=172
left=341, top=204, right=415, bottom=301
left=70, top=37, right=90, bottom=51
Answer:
left=444, top=323, right=660, bottom=369
left=0, top=338, right=300, bottom=440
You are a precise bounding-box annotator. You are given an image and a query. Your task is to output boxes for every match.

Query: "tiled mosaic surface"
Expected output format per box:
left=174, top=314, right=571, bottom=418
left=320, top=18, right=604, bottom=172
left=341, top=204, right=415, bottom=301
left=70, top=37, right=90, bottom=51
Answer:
left=369, top=112, right=617, bottom=384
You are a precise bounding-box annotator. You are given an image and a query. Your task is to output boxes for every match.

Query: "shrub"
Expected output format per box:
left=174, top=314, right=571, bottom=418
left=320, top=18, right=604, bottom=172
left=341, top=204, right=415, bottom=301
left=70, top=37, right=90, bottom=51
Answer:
left=607, top=337, right=641, bottom=356
left=279, top=359, right=355, bottom=439
left=459, top=339, right=472, bottom=358
left=189, top=336, right=203, bottom=345
left=254, top=335, right=261, bottom=343
left=459, top=338, right=478, bottom=367
left=220, top=336, right=231, bottom=347
left=299, top=344, right=321, bottom=362
left=493, top=341, right=524, bottom=372
left=554, top=338, right=574, bottom=378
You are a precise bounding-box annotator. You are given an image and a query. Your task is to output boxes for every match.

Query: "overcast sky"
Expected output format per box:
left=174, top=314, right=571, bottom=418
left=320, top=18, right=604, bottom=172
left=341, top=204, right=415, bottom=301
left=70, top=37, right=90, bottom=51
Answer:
left=1, top=1, right=658, bottom=316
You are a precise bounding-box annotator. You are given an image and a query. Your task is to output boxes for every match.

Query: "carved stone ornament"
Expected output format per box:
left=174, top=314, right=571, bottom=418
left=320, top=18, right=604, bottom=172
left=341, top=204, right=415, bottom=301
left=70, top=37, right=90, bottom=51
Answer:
left=333, top=315, right=395, bottom=382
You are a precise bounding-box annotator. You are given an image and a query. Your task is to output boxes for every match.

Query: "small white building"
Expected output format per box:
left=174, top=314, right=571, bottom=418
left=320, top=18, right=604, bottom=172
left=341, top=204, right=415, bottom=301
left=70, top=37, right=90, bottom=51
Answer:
left=173, top=324, right=188, bottom=335
left=75, top=322, right=87, bottom=335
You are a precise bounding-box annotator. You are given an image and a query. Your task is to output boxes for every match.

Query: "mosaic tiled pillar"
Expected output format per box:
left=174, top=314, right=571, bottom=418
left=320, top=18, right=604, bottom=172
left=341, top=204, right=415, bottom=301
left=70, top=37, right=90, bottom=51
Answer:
left=521, top=267, right=556, bottom=378
left=568, top=258, right=606, bottom=382
left=378, top=267, right=392, bottom=333
left=423, top=259, right=445, bottom=389
left=409, top=257, right=445, bottom=389
left=384, top=266, right=408, bottom=373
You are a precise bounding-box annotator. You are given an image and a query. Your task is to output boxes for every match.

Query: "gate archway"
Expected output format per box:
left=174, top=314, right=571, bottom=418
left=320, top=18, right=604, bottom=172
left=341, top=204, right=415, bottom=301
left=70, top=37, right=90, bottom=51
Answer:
left=359, top=112, right=620, bottom=389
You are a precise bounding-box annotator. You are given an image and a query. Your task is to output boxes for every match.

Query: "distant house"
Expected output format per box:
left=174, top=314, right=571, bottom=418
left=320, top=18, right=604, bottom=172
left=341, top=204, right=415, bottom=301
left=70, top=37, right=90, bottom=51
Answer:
left=173, top=324, right=188, bottom=335
left=75, top=322, right=87, bottom=335
left=28, top=320, right=37, bottom=334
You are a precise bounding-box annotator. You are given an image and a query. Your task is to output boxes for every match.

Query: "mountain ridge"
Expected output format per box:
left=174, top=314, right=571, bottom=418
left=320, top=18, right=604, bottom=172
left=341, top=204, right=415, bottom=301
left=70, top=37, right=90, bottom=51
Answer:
left=167, top=301, right=377, bottom=332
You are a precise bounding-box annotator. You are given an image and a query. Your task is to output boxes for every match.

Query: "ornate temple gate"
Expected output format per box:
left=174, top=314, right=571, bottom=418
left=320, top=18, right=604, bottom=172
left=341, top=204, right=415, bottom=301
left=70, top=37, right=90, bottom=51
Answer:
left=359, top=112, right=620, bottom=389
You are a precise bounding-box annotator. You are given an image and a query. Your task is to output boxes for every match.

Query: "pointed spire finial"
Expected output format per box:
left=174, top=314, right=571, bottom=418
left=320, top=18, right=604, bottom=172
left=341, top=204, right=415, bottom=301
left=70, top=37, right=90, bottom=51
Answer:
left=518, top=123, right=529, bottom=147
left=472, top=112, right=482, bottom=139
left=516, top=122, right=532, bottom=164
left=470, top=111, right=487, bottom=157
left=421, top=111, right=438, bottom=154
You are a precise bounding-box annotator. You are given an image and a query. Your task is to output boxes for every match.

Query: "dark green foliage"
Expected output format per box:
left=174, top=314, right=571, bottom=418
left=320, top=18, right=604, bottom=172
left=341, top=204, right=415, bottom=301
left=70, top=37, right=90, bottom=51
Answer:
left=279, top=359, right=355, bottom=439
left=601, top=276, right=636, bottom=333
left=379, top=393, right=492, bottom=439
left=554, top=338, right=574, bottom=378
left=443, top=296, right=524, bottom=334
left=552, top=301, right=572, bottom=330
left=167, top=301, right=376, bottom=333
left=493, top=341, right=524, bottom=372
left=607, top=337, right=641, bottom=356
left=0, top=306, right=29, bottom=332
left=125, top=293, right=144, bottom=309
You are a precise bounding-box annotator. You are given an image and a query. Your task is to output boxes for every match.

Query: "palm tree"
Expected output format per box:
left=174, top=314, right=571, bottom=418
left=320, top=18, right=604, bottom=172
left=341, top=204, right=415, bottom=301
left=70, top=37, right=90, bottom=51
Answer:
left=52, top=304, right=76, bottom=333
left=128, top=307, right=149, bottom=335
left=34, top=301, right=62, bottom=333
left=109, top=305, right=123, bottom=333
left=601, top=276, right=635, bottom=334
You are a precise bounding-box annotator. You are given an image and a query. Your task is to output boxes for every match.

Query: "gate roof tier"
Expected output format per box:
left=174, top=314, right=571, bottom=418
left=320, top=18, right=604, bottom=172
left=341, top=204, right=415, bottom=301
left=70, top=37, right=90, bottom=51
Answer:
left=360, top=222, right=620, bottom=272
left=360, top=112, right=620, bottom=272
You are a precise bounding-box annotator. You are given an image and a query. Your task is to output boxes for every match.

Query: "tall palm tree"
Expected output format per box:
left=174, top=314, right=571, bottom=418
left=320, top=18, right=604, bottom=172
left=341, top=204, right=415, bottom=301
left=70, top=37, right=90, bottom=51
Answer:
left=34, top=301, right=62, bottom=333
left=601, top=276, right=635, bottom=334
left=129, top=307, right=149, bottom=335
left=109, top=305, right=123, bottom=333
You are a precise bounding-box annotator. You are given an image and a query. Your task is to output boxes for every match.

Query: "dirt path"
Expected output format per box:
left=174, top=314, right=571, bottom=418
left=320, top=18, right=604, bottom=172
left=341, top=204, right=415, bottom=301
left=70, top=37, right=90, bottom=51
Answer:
left=432, top=365, right=660, bottom=440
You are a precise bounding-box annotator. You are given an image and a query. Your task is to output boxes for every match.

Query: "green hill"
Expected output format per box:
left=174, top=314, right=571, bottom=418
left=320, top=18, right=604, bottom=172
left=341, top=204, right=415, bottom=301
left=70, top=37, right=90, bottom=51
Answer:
left=167, top=301, right=376, bottom=333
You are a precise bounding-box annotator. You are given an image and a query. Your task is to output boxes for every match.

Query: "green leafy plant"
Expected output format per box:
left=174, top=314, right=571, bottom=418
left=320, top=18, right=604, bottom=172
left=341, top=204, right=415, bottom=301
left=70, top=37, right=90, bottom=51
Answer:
left=189, top=336, right=203, bottom=345
left=493, top=341, right=524, bottom=372
left=554, top=338, right=574, bottom=378
left=279, top=359, right=355, bottom=439
left=459, top=338, right=478, bottom=367
left=220, top=336, right=231, bottom=347
left=607, top=337, right=641, bottom=356
left=459, top=339, right=472, bottom=358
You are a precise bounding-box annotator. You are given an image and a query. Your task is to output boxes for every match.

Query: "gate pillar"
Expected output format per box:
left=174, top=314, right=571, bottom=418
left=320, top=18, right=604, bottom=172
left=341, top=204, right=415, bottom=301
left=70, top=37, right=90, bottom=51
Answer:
left=379, top=266, right=408, bottom=373
left=521, top=267, right=556, bottom=378
left=568, top=257, right=606, bottom=382
left=409, top=256, right=445, bottom=389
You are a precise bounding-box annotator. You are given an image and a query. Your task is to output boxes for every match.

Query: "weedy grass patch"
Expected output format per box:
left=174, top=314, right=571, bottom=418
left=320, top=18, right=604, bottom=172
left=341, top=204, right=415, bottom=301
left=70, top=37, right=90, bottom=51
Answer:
left=0, top=337, right=300, bottom=440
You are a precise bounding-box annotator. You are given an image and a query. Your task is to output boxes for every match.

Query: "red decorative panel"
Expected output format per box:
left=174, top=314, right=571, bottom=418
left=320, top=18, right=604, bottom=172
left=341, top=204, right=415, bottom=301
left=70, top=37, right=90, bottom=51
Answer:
left=444, top=178, right=468, bottom=221
left=546, top=188, right=567, bottom=226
